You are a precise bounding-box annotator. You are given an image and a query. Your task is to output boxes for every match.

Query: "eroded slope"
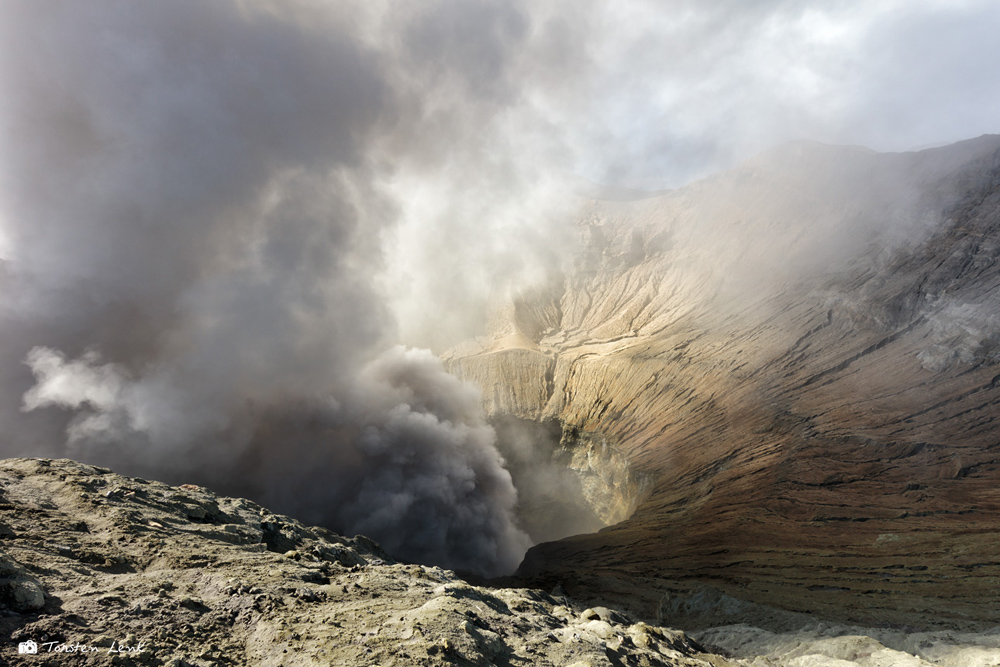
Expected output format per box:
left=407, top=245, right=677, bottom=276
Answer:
left=449, top=136, right=1000, bottom=629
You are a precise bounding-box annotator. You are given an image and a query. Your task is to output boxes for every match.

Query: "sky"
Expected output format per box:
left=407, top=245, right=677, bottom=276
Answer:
left=0, top=0, right=998, bottom=573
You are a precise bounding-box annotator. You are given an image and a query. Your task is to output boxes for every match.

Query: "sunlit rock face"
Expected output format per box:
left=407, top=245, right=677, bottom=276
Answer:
left=448, top=135, right=1000, bottom=629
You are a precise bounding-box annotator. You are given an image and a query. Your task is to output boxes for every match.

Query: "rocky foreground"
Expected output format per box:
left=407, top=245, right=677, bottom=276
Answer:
left=0, top=457, right=739, bottom=666
left=8, top=458, right=1000, bottom=666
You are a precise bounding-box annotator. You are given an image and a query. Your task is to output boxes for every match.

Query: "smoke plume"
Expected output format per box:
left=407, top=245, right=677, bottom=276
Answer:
left=0, top=0, right=547, bottom=575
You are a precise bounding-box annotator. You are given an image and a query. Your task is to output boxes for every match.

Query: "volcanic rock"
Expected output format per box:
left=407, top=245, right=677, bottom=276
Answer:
left=0, top=457, right=736, bottom=666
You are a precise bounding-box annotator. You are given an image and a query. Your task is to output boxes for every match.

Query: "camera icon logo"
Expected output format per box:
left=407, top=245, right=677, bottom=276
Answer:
left=18, top=639, right=38, bottom=654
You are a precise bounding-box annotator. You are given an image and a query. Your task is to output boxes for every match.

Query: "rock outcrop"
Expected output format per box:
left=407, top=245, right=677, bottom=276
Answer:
left=448, top=136, right=1000, bottom=630
left=0, top=457, right=737, bottom=666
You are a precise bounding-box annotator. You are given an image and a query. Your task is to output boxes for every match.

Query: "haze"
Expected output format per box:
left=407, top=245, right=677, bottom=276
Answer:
left=0, top=0, right=997, bottom=574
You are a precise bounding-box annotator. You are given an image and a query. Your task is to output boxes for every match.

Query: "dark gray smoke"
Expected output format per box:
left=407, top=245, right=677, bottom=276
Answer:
left=22, top=344, right=530, bottom=573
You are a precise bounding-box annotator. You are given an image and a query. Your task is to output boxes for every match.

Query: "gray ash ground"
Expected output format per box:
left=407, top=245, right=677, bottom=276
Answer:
left=0, top=458, right=736, bottom=666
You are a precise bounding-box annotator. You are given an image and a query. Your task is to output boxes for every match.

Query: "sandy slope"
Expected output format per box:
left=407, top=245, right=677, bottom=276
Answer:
left=449, top=136, right=1000, bottom=630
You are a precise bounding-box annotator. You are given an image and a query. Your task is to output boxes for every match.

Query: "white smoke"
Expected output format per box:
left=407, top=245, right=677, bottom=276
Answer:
left=917, top=301, right=1000, bottom=372
left=21, top=347, right=133, bottom=445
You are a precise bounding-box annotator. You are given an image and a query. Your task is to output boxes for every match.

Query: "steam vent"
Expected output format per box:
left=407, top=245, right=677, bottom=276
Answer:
left=448, top=135, right=1000, bottom=630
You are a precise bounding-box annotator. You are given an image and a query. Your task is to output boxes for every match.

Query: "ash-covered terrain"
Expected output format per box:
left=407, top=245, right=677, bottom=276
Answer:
left=7, top=457, right=1000, bottom=666
left=1, top=457, right=735, bottom=666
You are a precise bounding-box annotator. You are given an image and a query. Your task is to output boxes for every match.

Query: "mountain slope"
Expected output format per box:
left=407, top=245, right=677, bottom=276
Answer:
left=449, top=136, right=1000, bottom=629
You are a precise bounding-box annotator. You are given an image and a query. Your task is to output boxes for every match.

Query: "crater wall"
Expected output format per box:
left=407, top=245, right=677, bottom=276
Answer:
left=450, top=136, right=1000, bottom=629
